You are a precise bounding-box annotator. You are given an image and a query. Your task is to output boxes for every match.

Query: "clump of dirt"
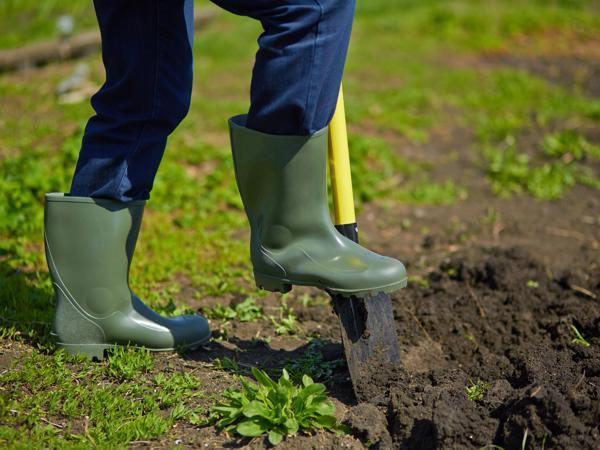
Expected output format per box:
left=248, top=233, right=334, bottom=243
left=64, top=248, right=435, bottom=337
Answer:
left=344, top=403, right=393, bottom=449
left=355, top=247, right=600, bottom=449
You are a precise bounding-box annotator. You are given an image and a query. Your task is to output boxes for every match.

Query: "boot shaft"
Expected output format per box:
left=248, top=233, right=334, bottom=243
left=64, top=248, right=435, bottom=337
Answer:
left=44, top=193, right=145, bottom=313
left=229, top=115, right=331, bottom=249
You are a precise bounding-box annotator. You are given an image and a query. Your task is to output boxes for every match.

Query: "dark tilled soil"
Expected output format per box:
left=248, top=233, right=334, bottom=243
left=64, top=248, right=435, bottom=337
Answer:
left=355, top=246, right=600, bottom=449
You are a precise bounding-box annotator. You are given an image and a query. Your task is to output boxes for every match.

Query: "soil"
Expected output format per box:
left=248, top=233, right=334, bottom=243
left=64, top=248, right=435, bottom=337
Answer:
left=358, top=246, right=600, bottom=449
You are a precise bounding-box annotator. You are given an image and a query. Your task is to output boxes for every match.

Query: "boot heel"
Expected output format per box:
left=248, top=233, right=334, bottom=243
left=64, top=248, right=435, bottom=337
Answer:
left=54, top=340, right=112, bottom=361
left=254, top=272, right=292, bottom=293
left=51, top=287, right=109, bottom=360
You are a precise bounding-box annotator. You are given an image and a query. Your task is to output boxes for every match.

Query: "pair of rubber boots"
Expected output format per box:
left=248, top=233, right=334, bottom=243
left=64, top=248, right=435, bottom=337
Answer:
left=45, top=115, right=407, bottom=359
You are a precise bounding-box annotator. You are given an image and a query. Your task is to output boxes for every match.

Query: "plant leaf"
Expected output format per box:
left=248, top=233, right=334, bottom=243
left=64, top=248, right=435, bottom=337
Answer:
left=237, top=419, right=266, bottom=437
left=268, top=429, right=284, bottom=445
left=243, top=400, right=270, bottom=418
left=252, top=368, right=276, bottom=389
left=284, top=417, right=299, bottom=434
left=314, top=414, right=337, bottom=430
left=302, top=374, right=314, bottom=387
left=315, top=400, right=335, bottom=416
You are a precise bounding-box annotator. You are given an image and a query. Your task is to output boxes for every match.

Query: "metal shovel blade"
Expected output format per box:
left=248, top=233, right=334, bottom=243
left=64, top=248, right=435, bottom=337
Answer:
left=332, top=291, right=400, bottom=401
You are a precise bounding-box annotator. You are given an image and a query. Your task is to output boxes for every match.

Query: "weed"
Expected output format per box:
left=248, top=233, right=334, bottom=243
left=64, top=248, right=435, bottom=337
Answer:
left=211, top=368, right=343, bottom=446
left=485, top=143, right=530, bottom=196
left=543, top=130, right=600, bottom=161
left=106, top=346, right=155, bottom=381
left=527, top=162, right=576, bottom=200
left=213, top=356, right=243, bottom=374
left=283, top=340, right=345, bottom=383
left=482, top=207, right=501, bottom=225
left=407, top=275, right=430, bottom=289
left=270, top=304, right=298, bottom=335
left=526, top=280, right=539, bottom=288
left=298, top=293, right=330, bottom=308
left=204, top=298, right=263, bottom=322
left=485, top=141, right=599, bottom=200
left=570, top=324, right=591, bottom=348
left=465, top=379, right=489, bottom=401
left=480, top=431, right=548, bottom=450
left=396, top=180, right=468, bottom=205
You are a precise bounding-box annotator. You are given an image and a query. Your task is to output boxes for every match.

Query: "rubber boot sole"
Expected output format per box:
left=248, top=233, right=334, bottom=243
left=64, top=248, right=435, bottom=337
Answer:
left=254, top=271, right=408, bottom=298
left=52, top=332, right=212, bottom=361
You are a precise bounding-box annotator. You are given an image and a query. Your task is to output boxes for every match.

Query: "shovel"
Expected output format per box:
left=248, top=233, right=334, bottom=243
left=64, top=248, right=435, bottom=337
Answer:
left=327, top=86, right=402, bottom=400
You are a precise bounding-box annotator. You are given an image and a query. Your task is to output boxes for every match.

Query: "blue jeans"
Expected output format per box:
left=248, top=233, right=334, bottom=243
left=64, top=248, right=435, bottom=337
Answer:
left=70, top=0, right=356, bottom=202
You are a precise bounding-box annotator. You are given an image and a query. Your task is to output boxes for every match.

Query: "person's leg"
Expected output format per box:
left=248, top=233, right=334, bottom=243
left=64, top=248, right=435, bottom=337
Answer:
left=218, top=0, right=407, bottom=296
left=70, top=0, right=195, bottom=202
left=48, top=0, right=210, bottom=360
left=211, top=0, right=356, bottom=135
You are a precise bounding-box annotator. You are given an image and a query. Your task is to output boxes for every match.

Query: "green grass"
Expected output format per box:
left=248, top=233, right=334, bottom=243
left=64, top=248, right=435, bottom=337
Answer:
left=570, top=324, right=591, bottom=348
left=0, top=0, right=96, bottom=49
left=484, top=134, right=600, bottom=200
left=0, top=349, right=204, bottom=448
left=203, top=298, right=264, bottom=322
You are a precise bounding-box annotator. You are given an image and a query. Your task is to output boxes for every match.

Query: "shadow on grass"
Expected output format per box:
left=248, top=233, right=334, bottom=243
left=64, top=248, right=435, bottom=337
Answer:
left=184, top=337, right=354, bottom=403
left=0, top=256, right=54, bottom=350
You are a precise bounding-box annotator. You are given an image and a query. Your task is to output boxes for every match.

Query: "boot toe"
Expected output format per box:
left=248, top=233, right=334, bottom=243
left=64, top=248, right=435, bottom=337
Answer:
left=372, top=256, right=407, bottom=289
left=173, top=314, right=211, bottom=347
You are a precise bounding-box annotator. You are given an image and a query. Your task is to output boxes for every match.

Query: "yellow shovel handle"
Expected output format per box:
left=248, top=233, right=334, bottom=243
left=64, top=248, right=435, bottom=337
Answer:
left=328, top=86, right=356, bottom=226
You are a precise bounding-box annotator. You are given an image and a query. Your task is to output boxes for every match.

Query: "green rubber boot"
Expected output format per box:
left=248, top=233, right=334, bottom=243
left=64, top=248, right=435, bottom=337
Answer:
left=229, top=115, right=407, bottom=297
left=44, top=193, right=210, bottom=359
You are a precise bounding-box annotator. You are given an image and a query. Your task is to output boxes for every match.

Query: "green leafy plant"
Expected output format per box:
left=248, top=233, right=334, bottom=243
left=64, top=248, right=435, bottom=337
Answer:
left=526, top=162, right=576, bottom=200
left=485, top=143, right=530, bottom=196
left=485, top=143, right=599, bottom=200
left=214, top=356, right=243, bottom=374
left=283, top=340, right=345, bottom=383
left=298, top=293, right=329, bottom=308
left=465, top=378, right=488, bottom=401
left=570, top=324, right=591, bottom=348
left=211, top=368, right=342, bottom=446
left=270, top=304, right=298, bottom=335
left=204, top=298, right=263, bottom=322
left=543, top=130, right=600, bottom=161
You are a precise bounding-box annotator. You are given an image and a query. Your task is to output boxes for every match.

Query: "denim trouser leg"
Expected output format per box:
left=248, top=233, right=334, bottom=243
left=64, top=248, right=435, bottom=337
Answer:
left=70, top=0, right=195, bottom=201
left=211, top=0, right=356, bottom=135
left=70, top=0, right=356, bottom=202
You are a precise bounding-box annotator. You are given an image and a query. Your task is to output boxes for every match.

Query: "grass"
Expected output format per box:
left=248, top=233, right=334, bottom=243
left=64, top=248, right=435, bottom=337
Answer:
left=0, top=348, right=204, bottom=448
left=203, top=297, right=264, bottom=322
left=484, top=132, right=600, bottom=200
left=0, top=0, right=96, bottom=49
left=1, top=0, right=599, bottom=447
left=570, top=324, right=591, bottom=348
left=270, top=303, right=299, bottom=336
